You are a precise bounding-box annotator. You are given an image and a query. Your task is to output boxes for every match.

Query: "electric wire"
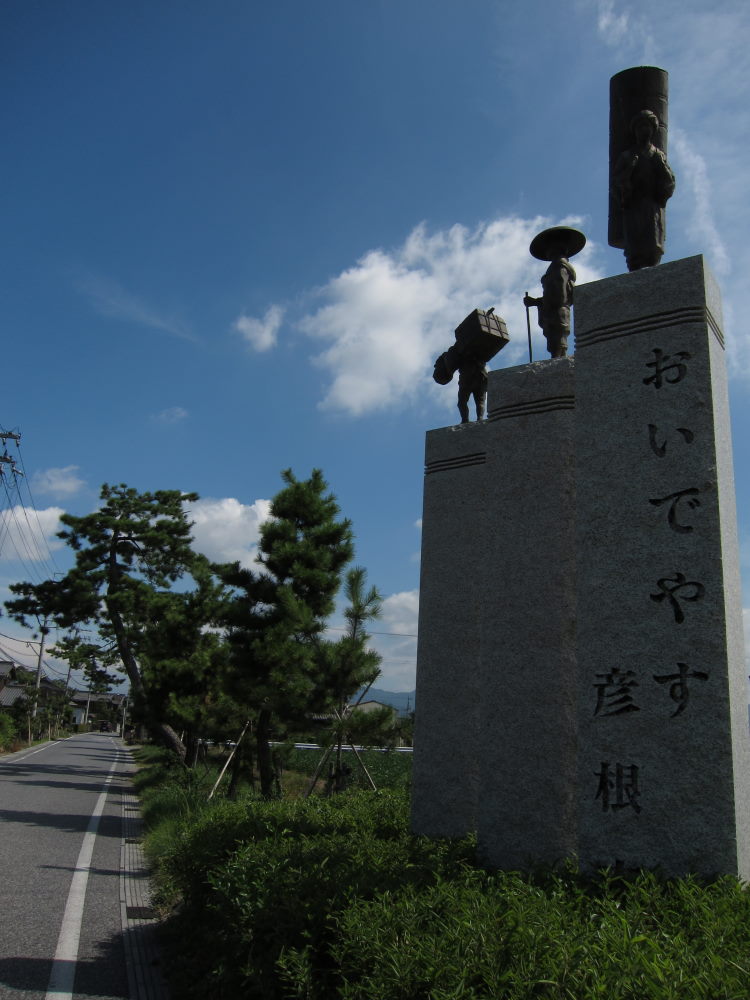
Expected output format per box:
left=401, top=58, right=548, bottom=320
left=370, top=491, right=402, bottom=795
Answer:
left=0, top=482, right=49, bottom=584
left=6, top=463, right=57, bottom=575
left=12, top=480, right=59, bottom=581
left=0, top=477, right=50, bottom=582
left=0, top=629, right=43, bottom=644
left=0, top=427, right=61, bottom=580
left=12, top=437, right=63, bottom=576
left=0, top=639, right=87, bottom=690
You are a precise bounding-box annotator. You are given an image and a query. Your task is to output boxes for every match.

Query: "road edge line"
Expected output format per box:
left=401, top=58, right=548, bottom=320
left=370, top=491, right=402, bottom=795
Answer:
left=44, top=753, right=121, bottom=999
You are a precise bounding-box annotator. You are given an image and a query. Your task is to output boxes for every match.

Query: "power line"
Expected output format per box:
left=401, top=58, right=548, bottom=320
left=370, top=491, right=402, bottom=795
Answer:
left=0, top=484, right=47, bottom=582
left=0, top=629, right=43, bottom=645
left=0, top=641, right=36, bottom=669
left=11, top=436, right=63, bottom=576
left=0, top=428, right=62, bottom=580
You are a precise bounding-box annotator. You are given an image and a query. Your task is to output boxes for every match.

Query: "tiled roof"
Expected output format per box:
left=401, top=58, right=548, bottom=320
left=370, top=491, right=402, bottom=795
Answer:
left=0, top=686, right=29, bottom=707
left=69, top=690, right=126, bottom=706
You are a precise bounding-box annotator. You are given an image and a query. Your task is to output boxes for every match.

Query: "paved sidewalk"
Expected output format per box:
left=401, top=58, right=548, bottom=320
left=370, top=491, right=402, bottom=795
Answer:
left=120, top=753, right=171, bottom=1000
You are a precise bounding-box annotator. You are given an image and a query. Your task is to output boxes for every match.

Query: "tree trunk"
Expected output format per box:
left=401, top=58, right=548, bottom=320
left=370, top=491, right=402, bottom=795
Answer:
left=257, top=708, right=274, bottom=798
left=156, top=721, right=188, bottom=760
left=105, top=591, right=186, bottom=760
left=105, top=536, right=187, bottom=761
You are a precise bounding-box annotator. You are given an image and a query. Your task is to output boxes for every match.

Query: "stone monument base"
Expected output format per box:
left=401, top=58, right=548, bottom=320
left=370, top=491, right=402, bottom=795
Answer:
left=412, top=256, right=750, bottom=880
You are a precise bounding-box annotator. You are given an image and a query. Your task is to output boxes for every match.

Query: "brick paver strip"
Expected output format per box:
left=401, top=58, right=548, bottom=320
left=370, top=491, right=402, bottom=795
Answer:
left=120, top=774, right=170, bottom=999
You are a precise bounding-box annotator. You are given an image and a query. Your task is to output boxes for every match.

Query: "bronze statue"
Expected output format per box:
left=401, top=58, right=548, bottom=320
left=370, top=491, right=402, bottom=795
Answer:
left=609, top=67, right=675, bottom=271
left=457, top=355, right=489, bottom=423
left=524, top=226, right=586, bottom=359
left=433, top=308, right=509, bottom=423
left=613, top=110, right=675, bottom=271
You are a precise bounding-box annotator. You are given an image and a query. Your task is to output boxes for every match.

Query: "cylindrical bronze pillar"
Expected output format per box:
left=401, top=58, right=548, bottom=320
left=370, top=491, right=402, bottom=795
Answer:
left=608, top=66, right=669, bottom=249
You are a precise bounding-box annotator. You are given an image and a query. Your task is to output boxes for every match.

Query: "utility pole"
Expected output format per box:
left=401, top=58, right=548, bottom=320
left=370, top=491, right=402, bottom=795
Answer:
left=0, top=432, right=23, bottom=480
left=120, top=692, right=129, bottom=738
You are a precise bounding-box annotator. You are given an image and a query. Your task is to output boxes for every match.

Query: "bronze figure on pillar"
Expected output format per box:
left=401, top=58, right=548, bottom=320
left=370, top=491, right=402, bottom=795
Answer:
left=609, top=66, right=676, bottom=272
left=524, top=226, right=586, bottom=359
left=432, top=308, right=509, bottom=423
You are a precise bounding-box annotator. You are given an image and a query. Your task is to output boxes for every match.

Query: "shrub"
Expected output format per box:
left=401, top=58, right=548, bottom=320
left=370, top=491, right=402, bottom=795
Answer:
left=0, top=713, right=17, bottom=750
left=157, top=790, right=476, bottom=999
left=138, top=748, right=750, bottom=1000
left=327, top=870, right=750, bottom=1000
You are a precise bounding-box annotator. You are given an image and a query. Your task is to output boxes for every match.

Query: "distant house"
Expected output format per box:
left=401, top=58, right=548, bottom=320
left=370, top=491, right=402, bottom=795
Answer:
left=0, top=673, right=61, bottom=712
left=0, top=685, right=28, bottom=709
left=351, top=699, right=397, bottom=722
left=0, top=661, right=18, bottom=690
left=0, top=661, right=33, bottom=711
left=69, top=690, right=126, bottom=726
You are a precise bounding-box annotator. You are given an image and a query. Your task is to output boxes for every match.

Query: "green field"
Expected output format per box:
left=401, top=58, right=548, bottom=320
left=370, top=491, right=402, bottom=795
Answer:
left=281, top=744, right=412, bottom=792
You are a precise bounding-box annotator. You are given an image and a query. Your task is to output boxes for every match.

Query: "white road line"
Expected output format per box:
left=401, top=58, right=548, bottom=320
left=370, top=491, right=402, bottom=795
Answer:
left=0, top=739, right=67, bottom=766
left=45, top=753, right=122, bottom=1000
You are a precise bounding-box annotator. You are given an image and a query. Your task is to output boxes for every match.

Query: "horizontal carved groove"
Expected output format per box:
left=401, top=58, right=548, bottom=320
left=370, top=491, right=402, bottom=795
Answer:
left=576, top=306, right=724, bottom=350
left=488, top=395, right=575, bottom=421
left=425, top=452, right=487, bottom=475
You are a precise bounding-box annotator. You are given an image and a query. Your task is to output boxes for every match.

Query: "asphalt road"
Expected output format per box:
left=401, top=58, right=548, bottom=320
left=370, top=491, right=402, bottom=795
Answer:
left=0, top=733, right=133, bottom=1000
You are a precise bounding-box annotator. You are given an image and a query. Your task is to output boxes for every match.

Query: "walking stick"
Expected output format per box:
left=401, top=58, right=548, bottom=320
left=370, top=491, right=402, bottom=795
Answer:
left=524, top=293, right=533, bottom=363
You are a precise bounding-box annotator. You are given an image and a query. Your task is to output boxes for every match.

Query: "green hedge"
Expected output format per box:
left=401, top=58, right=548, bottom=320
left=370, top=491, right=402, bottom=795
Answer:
left=141, top=763, right=750, bottom=1000
left=329, top=871, right=750, bottom=999
left=153, top=789, right=476, bottom=998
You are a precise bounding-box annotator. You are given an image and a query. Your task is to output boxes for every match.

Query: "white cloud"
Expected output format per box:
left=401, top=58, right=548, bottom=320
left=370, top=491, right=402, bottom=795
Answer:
left=186, top=496, right=272, bottom=568
left=76, top=273, right=196, bottom=342
left=153, top=406, right=189, bottom=425
left=0, top=505, right=65, bottom=563
left=671, top=129, right=729, bottom=277
left=233, top=305, right=284, bottom=352
left=299, top=215, right=602, bottom=416
left=595, top=0, right=630, bottom=45
left=31, top=466, right=85, bottom=498
left=581, top=0, right=655, bottom=59
left=368, top=589, right=419, bottom=692
left=381, top=589, right=419, bottom=635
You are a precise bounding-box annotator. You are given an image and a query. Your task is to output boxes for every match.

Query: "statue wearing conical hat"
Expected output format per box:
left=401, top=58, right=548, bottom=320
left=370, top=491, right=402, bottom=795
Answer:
left=523, top=226, right=586, bottom=359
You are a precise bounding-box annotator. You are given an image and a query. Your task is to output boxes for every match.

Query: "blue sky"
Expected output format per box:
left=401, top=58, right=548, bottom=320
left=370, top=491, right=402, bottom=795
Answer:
left=1, top=0, right=749, bottom=693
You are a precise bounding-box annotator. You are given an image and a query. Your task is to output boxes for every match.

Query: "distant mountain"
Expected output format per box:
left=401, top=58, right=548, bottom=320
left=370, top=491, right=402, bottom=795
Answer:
left=355, top=687, right=415, bottom=714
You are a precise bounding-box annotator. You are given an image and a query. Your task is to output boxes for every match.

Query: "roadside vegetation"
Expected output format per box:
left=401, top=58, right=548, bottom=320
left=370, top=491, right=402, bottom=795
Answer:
left=136, top=745, right=750, bottom=1000
left=10, top=467, right=750, bottom=997
left=0, top=671, right=76, bottom=752
left=0, top=713, right=18, bottom=751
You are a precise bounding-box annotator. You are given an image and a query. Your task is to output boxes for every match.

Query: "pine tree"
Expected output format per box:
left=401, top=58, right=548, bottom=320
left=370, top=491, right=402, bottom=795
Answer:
left=216, top=468, right=354, bottom=797
left=310, top=566, right=384, bottom=794
left=137, top=555, right=229, bottom=765
left=52, top=634, right=120, bottom=693
left=5, top=483, right=205, bottom=758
